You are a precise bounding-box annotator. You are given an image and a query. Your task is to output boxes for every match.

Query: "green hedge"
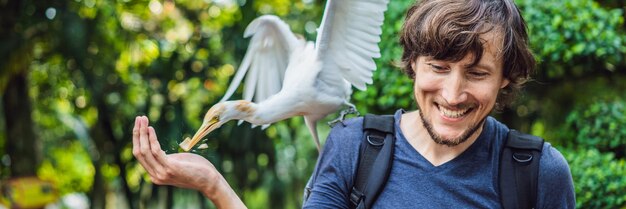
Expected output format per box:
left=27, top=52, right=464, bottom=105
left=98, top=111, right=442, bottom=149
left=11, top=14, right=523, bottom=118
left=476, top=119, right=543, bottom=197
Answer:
left=557, top=98, right=626, bottom=208
left=562, top=148, right=626, bottom=208
left=565, top=99, right=626, bottom=157
left=517, top=0, right=626, bottom=78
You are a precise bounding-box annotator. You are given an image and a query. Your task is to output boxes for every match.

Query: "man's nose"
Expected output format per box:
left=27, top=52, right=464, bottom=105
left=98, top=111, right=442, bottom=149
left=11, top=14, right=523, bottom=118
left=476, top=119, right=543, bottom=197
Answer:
left=442, top=73, right=467, bottom=106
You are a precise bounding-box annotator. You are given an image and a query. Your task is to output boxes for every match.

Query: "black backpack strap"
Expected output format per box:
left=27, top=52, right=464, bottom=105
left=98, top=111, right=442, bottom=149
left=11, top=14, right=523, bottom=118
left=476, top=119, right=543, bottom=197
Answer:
left=499, top=129, right=544, bottom=209
left=350, top=114, right=395, bottom=209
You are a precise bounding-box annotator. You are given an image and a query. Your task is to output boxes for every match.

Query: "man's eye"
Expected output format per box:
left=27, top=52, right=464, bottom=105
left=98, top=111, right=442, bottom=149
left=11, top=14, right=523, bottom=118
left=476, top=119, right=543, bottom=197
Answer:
left=428, top=64, right=447, bottom=72
left=469, top=71, right=489, bottom=77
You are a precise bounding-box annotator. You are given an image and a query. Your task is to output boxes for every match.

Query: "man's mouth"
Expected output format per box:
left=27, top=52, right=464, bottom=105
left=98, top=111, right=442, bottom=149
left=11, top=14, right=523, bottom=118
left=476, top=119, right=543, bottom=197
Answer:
left=436, top=104, right=473, bottom=119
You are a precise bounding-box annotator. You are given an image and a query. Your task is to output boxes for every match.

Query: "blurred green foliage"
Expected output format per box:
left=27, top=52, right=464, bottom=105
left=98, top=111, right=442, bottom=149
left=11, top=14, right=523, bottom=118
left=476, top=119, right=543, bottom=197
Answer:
left=519, top=0, right=625, bottom=78
left=37, top=141, right=95, bottom=194
left=564, top=148, right=626, bottom=209
left=566, top=99, right=626, bottom=155
left=515, top=0, right=626, bottom=132
left=556, top=98, right=626, bottom=208
left=1, top=0, right=626, bottom=208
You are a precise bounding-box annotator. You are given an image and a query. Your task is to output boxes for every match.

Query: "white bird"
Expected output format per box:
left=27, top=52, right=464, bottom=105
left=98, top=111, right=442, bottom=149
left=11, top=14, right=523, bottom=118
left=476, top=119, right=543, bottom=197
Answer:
left=179, top=0, right=389, bottom=152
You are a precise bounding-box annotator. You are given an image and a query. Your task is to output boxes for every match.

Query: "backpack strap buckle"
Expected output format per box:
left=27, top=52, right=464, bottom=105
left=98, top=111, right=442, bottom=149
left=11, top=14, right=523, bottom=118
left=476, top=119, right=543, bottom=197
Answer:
left=366, top=135, right=385, bottom=146
left=512, top=152, right=533, bottom=163
left=350, top=187, right=365, bottom=206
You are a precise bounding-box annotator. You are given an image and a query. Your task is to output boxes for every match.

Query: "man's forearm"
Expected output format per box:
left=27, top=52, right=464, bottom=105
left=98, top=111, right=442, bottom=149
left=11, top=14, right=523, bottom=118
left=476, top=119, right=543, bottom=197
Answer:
left=203, top=176, right=247, bottom=209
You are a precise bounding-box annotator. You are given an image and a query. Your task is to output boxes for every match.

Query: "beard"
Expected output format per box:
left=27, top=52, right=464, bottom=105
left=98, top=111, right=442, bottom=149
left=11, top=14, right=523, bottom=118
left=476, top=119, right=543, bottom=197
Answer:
left=418, top=110, right=487, bottom=147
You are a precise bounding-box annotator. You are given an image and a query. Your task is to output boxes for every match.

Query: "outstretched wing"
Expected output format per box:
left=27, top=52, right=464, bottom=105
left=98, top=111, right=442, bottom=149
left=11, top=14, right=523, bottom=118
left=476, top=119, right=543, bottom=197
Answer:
left=220, top=15, right=302, bottom=103
left=315, top=0, right=389, bottom=91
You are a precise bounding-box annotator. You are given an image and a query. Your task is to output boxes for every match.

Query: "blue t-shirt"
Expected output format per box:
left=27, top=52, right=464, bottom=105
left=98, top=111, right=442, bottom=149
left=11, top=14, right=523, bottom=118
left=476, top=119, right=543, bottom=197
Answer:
left=303, top=110, right=575, bottom=208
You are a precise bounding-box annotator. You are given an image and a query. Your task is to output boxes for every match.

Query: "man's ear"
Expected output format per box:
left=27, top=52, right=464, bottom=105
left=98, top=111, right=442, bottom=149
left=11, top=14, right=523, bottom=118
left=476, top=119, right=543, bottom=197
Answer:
left=500, top=78, right=510, bottom=89
left=410, top=60, right=416, bottom=72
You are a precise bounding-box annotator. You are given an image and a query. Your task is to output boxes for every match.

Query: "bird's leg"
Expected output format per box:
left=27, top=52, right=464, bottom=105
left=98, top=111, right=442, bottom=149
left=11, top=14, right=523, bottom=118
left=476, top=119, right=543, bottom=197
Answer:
left=328, top=102, right=359, bottom=127
left=304, top=116, right=322, bottom=152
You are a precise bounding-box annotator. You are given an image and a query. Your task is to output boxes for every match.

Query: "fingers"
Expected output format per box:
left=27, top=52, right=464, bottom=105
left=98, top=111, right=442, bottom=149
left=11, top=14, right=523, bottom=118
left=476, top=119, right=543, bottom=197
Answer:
left=134, top=117, right=153, bottom=174
left=138, top=116, right=160, bottom=174
left=148, top=126, right=172, bottom=184
left=132, top=116, right=146, bottom=168
left=132, top=116, right=174, bottom=185
left=142, top=117, right=172, bottom=182
left=132, top=116, right=141, bottom=158
left=148, top=127, right=167, bottom=164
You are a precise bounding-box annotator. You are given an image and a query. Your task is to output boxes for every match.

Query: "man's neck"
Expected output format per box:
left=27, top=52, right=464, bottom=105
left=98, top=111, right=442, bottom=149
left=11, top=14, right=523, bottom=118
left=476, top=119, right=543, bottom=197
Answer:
left=400, top=110, right=483, bottom=167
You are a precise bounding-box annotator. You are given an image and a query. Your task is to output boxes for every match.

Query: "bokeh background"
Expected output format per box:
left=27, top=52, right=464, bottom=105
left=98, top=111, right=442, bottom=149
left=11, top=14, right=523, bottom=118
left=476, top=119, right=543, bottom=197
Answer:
left=1, top=0, right=625, bottom=208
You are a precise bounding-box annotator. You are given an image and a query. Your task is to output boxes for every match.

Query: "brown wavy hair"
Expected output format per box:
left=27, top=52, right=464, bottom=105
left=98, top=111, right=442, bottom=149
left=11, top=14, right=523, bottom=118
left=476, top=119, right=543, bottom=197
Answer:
left=399, top=0, right=535, bottom=109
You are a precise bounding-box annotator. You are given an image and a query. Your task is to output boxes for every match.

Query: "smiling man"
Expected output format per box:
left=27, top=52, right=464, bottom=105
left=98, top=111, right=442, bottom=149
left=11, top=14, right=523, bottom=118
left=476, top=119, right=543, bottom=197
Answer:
left=302, top=0, right=575, bottom=208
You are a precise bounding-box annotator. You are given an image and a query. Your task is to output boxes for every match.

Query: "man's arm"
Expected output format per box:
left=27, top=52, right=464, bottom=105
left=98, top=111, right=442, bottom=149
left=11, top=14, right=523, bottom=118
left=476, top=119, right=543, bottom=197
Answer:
left=536, top=144, right=576, bottom=209
left=132, top=116, right=246, bottom=209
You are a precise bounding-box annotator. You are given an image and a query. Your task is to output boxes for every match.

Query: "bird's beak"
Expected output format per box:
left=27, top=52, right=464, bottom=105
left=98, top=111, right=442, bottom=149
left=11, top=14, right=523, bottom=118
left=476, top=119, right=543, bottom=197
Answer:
left=179, top=116, right=221, bottom=151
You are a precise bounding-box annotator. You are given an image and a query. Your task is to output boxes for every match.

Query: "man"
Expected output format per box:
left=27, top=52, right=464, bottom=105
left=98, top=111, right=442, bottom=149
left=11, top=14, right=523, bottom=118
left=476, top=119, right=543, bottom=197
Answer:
left=133, top=0, right=575, bottom=208
left=303, top=0, right=575, bottom=208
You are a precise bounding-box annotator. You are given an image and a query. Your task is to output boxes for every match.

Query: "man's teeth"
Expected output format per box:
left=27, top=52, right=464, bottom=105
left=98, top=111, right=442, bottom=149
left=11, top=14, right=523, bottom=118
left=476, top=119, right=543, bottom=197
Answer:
left=439, top=106, right=470, bottom=118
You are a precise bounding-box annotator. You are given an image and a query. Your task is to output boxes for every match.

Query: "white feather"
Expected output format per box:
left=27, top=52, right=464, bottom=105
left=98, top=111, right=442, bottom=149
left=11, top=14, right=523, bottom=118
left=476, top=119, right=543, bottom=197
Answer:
left=220, top=16, right=300, bottom=104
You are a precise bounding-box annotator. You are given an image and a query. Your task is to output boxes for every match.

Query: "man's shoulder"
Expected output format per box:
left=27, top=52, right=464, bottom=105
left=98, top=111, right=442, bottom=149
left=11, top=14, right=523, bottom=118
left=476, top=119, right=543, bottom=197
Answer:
left=539, top=142, right=571, bottom=175
left=488, top=116, right=570, bottom=176
left=489, top=118, right=575, bottom=207
left=536, top=142, right=576, bottom=208
left=327, top=111, right=401, bottom=143
left=329, top=116, right=364, bottom=135
left=323, top=111, right=400, bottom=154
left=321, top=116, right=365, bottom=153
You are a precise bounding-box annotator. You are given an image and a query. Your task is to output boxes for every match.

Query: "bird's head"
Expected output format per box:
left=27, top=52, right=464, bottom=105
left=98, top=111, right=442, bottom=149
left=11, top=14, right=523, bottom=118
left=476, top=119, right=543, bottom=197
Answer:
left=179, top=100, right=254, bottom=151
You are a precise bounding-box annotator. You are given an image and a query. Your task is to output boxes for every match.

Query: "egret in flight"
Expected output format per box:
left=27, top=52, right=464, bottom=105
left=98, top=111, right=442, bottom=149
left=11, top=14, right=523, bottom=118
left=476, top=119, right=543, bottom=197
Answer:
left=180, top=0, right=389, bottom=152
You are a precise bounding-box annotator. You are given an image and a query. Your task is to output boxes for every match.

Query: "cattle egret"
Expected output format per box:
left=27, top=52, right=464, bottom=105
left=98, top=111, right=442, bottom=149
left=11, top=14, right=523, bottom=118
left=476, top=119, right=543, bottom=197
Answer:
left=180, top=0, right=389, bottom=152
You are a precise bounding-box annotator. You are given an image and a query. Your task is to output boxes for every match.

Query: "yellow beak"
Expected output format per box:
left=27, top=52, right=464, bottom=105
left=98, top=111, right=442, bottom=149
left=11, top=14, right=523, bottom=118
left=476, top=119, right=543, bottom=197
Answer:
left=179, top=117, right=220, bottom=151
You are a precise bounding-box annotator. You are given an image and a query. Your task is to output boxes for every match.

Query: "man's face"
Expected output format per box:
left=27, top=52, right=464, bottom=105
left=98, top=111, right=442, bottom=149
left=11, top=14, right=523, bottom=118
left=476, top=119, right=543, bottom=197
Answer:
left=412, top=33, right=509, bottom=146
